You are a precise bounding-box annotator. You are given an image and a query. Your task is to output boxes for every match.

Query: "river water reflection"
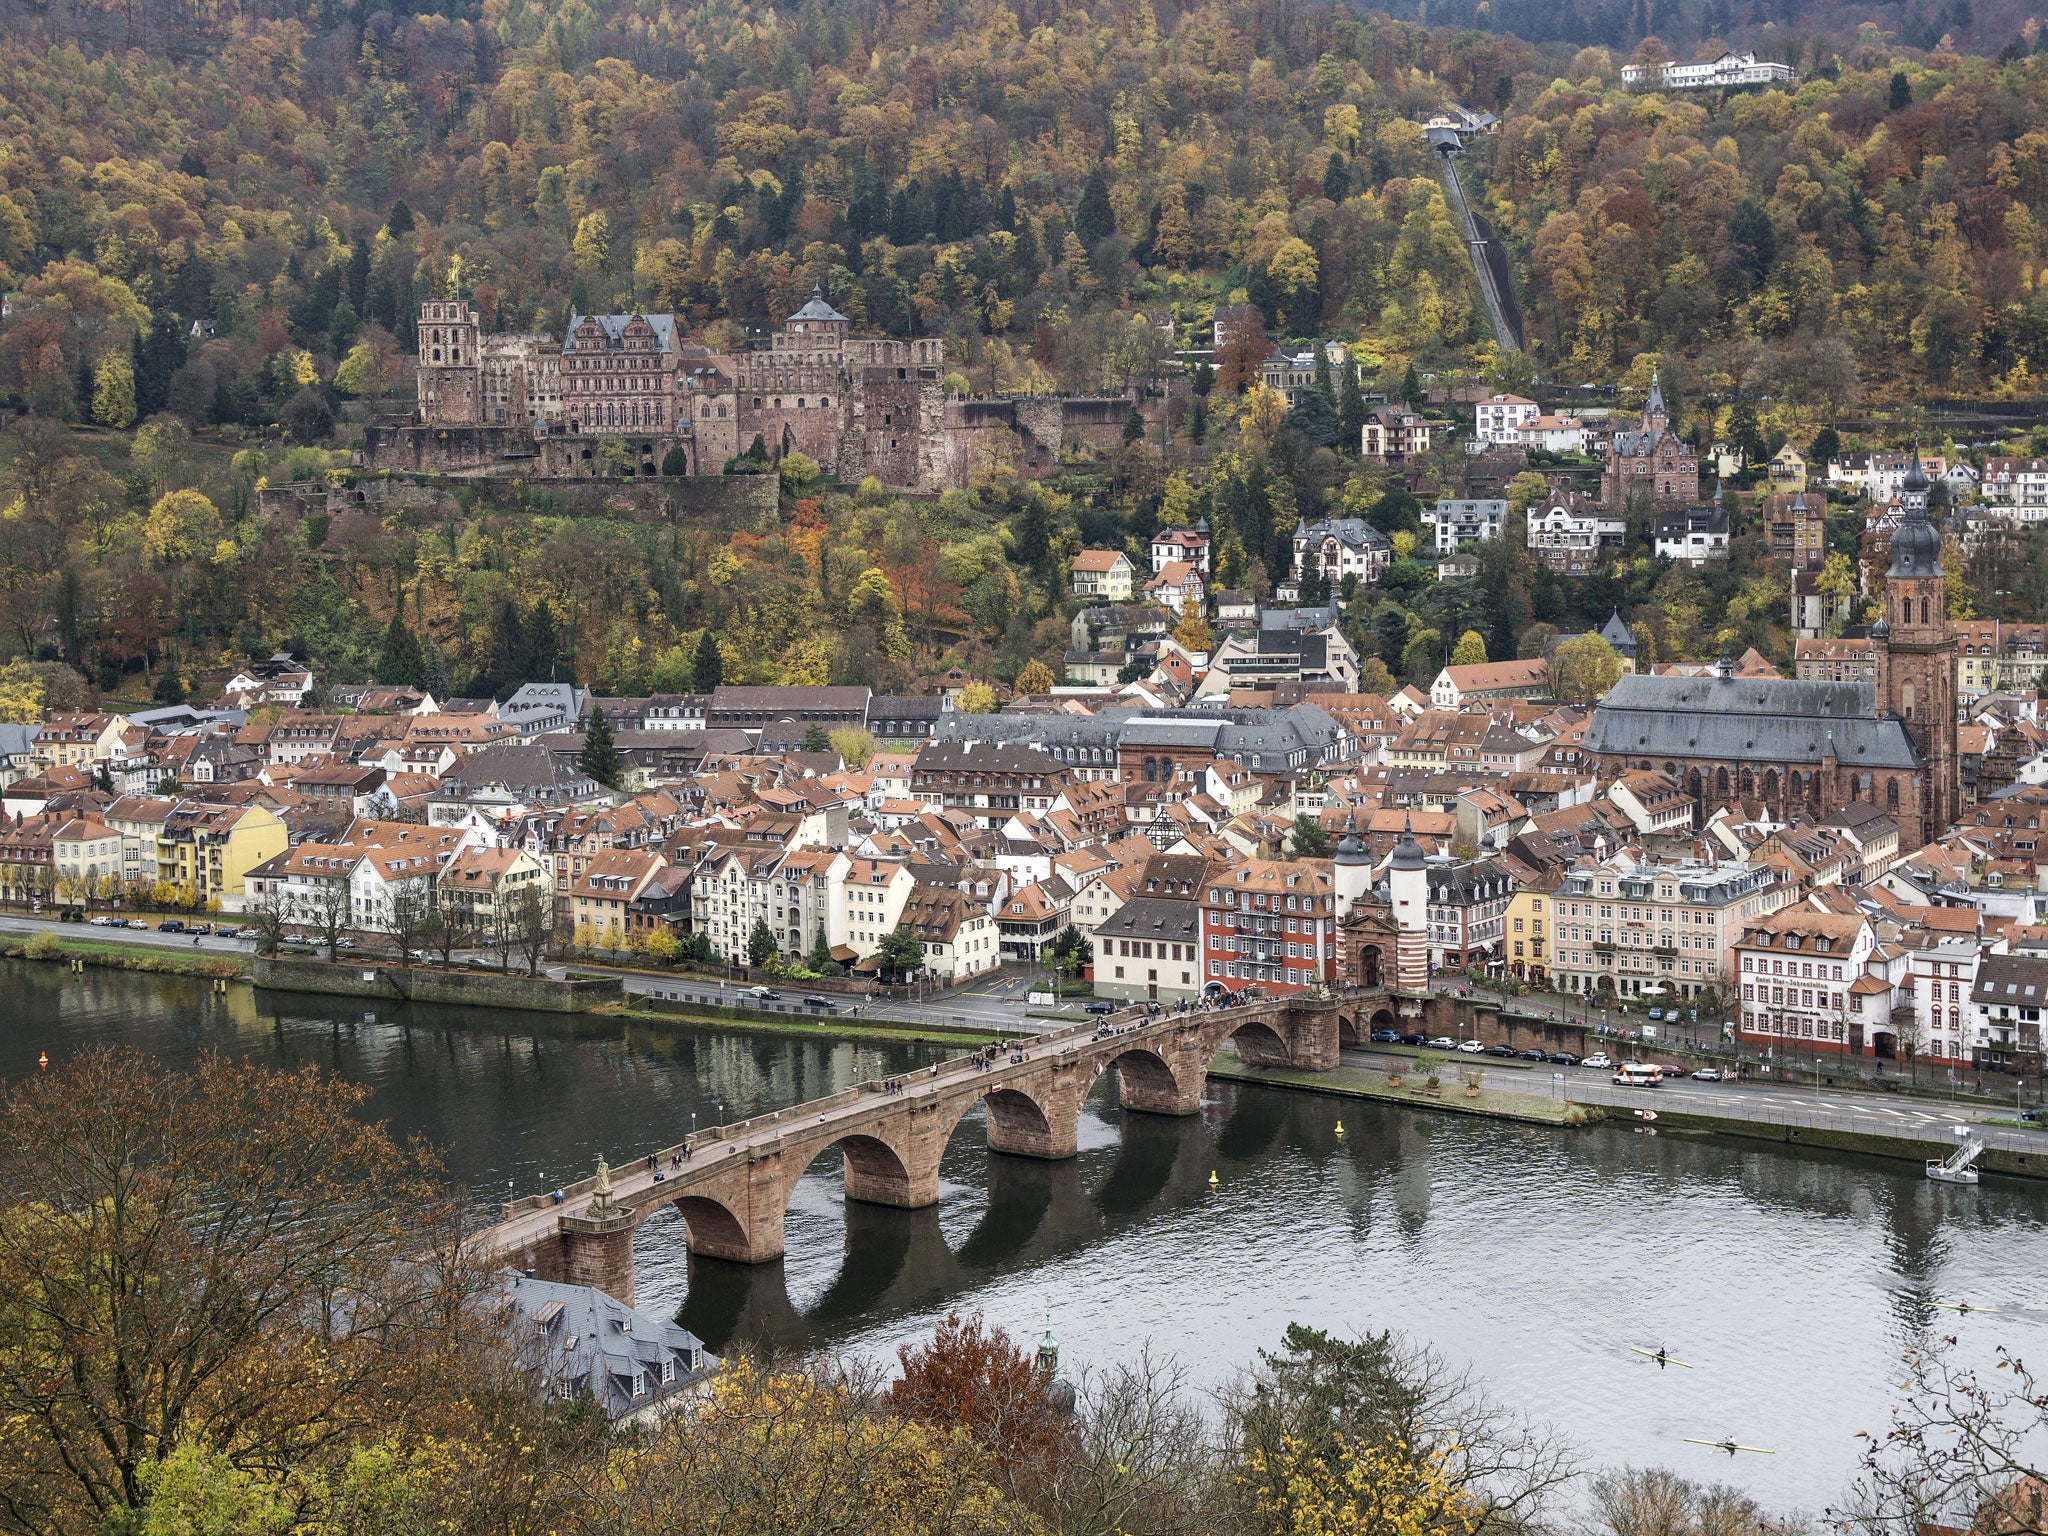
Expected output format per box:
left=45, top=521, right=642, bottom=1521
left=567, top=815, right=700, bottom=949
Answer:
left=6, top=962, right=2045, bottom=1508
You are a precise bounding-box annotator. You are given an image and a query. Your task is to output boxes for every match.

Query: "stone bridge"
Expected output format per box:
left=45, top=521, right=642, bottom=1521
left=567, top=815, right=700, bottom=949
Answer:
left=477, top=991, right=1388, bottom=1303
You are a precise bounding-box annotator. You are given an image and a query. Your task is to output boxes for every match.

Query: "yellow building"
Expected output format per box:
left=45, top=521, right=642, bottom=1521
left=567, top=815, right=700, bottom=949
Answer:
left=1504, top=878, right=1557, bottom=986
left=1768, top=444, right=1807, bottom=495
left=157, top=802, right=288, bottom=906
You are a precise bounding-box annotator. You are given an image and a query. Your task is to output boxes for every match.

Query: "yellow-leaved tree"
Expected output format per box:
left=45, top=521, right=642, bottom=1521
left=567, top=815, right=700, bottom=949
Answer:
left=958, top=681, right=998, bottom=714
left=1247, top=1434, right=1479, bottom=1536
left=1015, top=658, right=1056, bottom=695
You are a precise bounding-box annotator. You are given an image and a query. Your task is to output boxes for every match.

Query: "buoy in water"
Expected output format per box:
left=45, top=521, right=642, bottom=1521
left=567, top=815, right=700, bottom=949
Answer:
left=1335, top=1120, right=1344, bottom=1137
left=1209, top=1170, right=1219, bottom=1187
left=38, top=1050, right=49, bottom=1069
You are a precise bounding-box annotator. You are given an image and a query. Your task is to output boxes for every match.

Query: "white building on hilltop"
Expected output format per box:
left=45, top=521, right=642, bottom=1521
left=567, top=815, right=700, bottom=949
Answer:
left=1621, top=51, right=1796, bottom=90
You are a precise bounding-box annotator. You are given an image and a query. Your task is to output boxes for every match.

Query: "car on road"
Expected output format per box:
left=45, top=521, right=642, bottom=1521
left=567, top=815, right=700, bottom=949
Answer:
left=1518, top=1048, right=1547, bottom=1061
left=1654, top=1064, right=1686, bottom=1080
left=1456, top=1040, right=1486, bottom=1055
left=1485, top=1044, right=1516, bottom=1058
left=1647, top=1007, right=1664, bottom=1021
left=1399, top=1033, right=1428, bottom=1047
left=802, top=995, right=835, bottom=1011
left=1690, top=1067, right=1724, bottom=1081
left=1549, top=1052, right=1580, bottom=1066
left=188, top=923, right=211, bottom=935
left=89, top=915, right=116, bottom=927
left=1085, top=1002, right=1117, bottom=1016
left=1427, top=1036, right=1457, bottom=1050
left=746, top=986, right=781, bottom=1000
left=159, top=919, right=184, bottom=933
left=1582, top=1052, right=1613, bottom=1070
left=1370, top=1029, right=1401, bottom=1043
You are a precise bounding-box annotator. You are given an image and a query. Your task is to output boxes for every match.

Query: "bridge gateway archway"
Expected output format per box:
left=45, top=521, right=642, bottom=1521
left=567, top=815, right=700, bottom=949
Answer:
left=482, top=992, right=1374, bottom=1303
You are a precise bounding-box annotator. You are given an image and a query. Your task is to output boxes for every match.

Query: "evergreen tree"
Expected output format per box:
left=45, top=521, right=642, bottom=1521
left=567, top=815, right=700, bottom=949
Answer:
left=1123, top=406, right=1146, bottom=445
left=694, top=629, right=724, bottom=691
left=1889, top=69, right=1913, bottom=110
left=385, top=198, right=414, bottom=238
left=1011, top=213, right=1040, bottom=278
left=1338, top=364, right=1367, bottom=449
left=808, top=926, right=836, bottom=972
left=486, top=598, right=525, bottom=698
left=1321, top=152, right=1350, bottom=202
left=378, top=611, right=424, bottom=687
left=75, top=352, right=96, bottom=421
left=1074, top=166, right=1115, bottom=248
left=578, top=706, right=623, bottom=789
left=522, top=600, right=563, bottom=682
left=1311, top=342, right=1336, bottom=410
left=802, top=724, right=832, bottom=753
left=747, top=916, right=779, bottom=968
left=419, top=631, right=450, bottom=700
left=1400, top=361, right=1422, bottom=406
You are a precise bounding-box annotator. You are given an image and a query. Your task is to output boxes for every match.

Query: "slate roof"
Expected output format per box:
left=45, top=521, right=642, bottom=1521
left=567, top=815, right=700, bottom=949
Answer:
left=788, top=286, right=849, bottom=323
left=1584, top=674, right=1920, bottom=769
left=500, top=1273, right=713, bottom=1420
left=562, top=312, right=679, bottom=353
left=1095, top=895, right=1200, bottom=944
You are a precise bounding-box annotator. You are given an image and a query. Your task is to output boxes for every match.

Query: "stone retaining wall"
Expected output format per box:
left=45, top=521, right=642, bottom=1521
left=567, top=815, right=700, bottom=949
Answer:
left=250, top=957, right=621, bottom=1013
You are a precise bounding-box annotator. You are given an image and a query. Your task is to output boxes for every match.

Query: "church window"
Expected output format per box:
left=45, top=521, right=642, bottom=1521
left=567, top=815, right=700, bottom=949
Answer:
left=1887, top=778, right=1900, bottom=810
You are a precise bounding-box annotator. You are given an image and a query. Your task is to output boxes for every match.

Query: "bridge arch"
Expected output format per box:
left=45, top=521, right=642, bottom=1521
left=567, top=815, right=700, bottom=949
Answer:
left=1224, top=1018, right=1291, bottom=1068
left=793, top=1129, right=925, bottom=1209
left=666, top=1192, right=754, bottom=1264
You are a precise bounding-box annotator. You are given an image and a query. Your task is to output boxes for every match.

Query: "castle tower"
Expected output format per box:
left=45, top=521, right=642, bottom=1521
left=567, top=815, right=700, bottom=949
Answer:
left=1332, top=809, right=1371, bottom=919
left=1387, top=818, right=1431, bottom=995
left=416, top=300, right=482, bottom=425
left=1873, top=447, right=1958, bottom=846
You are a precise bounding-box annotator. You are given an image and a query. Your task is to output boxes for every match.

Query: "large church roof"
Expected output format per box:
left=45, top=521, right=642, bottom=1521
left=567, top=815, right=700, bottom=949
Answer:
left=788, top=286, right=849, bottom=323
left=1584, top=673, right=1921, bottom=770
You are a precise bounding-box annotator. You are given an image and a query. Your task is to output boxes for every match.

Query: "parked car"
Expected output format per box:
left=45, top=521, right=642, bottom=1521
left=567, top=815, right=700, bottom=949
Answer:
left=1655, top=1064, right=1686, bottom=1080
left=89, top=915, right=116, bottom=927
left=1518, top=1048, right=1548, bottom=1061
left=1399, top=1033, right=1428, bottom=1046
left=124, top=918, right=147, bottom=929
left=1085, top=1001, right=1117, bottom=1016
left=1369, top=1028, right=1401, bottom=1043
left=1549, top=1052, right=1580, bottom=1066
left=1691, top=1067, right=1724, bottom=1082
left=188, top=923, right=212, bottom=936
left=1582, top=1052, right=1613, bottom=1069
left=159, top=920, right=185, bottom=933
left=1647, top=1007, right=1664, bottom=1021
left=1485, top=1044, right=1516, bottom=1058
left=1456, top=1040, right=1486, bottom=1055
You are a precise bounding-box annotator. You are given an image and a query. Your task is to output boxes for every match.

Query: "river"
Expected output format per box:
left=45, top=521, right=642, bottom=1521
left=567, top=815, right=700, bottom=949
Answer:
left=6, top=962, right=2045, bottom=1511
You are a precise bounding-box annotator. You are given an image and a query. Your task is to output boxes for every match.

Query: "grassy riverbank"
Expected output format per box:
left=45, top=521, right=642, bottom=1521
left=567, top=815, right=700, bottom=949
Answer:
left=1208, top=1059, right=1595, bottom=1127
left=0, top=934, right=247, bottom=980
left=607, top=1001, right=1019, bottom=1050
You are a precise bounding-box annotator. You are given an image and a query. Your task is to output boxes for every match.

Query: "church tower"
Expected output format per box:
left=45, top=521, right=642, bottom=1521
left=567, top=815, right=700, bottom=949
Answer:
left=1874, top=447, right=1958, bottom=845
left=1641, top=368, right=1668, bottom=434
left=416, top=299, right=482, bottom=425
left=1386, top=818, right=1431, bottom=996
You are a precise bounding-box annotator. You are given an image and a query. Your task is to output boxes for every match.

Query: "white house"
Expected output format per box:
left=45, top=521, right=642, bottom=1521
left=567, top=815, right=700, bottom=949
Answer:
left=1654, top=502, right=1730, bottom=565
left=1521, top=415, right=1588, bottom=454
left=1424, top=498, right=1507, bottom=554
left=1474, top=393, right=1538, bottom=447
left=1291, top=518, right=1391, bottom=588
left=1980, top=457, right=2048, bottom=509
left=1150, top=525, right=1211, bottom=575
left=1525, top=493, right=1625, bottom=573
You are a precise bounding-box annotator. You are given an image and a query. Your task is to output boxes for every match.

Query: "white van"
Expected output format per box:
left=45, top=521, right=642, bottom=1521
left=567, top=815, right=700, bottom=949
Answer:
left=1612, top=1061, right=1661, bottom=1087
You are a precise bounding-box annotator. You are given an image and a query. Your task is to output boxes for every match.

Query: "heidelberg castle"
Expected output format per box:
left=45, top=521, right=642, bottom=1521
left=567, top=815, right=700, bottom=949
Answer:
left=379, top=290, right=1162, bottom=493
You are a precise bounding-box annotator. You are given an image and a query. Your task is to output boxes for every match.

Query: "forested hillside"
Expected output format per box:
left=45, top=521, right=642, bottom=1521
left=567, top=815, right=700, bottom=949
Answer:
left=5, top=0, right=2048, bottom=409
left=6, top=0, right=2048, bottom=703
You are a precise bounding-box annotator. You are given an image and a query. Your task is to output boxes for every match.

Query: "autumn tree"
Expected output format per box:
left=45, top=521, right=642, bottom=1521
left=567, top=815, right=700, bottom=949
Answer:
left=1450, top=630, right=1489, bottom=667
left=1014, top=657, right=1056, bottom=695
left=0, top=1050, right=490, bottom=1536
left=1549, top=632, right=1626, bottom=705
left=892, top=1311, right=1069, bottom=1505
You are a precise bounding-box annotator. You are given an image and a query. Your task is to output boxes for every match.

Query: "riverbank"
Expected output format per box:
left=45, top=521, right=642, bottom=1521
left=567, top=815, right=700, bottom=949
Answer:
left=1647, top=1106, right=2048, bottom=1180
left=0, top=933, right=246, bottom=980
left=1208, top=1058, right=1593, bottom=1127
left=609, top=999, right=1019, bottom=1049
